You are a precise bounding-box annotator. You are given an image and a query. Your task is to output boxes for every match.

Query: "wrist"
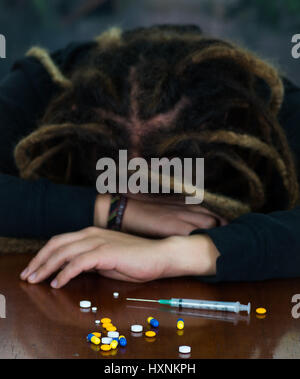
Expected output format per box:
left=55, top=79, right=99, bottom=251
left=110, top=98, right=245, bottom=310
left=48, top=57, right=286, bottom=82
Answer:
left=94, top=194, right=111, bottom=228
left=163, top=234, right=220, bottom=277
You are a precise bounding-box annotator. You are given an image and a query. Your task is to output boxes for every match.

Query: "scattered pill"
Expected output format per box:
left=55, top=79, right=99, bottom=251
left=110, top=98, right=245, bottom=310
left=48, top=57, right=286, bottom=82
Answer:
left=256, top=307, right=267, bottom=315
left=102, top=323, right=113, bottom=330
left=113, top=292, right=119, bottom=298
left=91, top=307, right=97, bottom=312
left=87, top=334, right=100, bottom=345
left=101, top=344, right=111, bottom=351
left=107, top=331, right=119, bottom=339
left=95, top=320, right=101, bottom=324
left=177, top=318, right=184, bottom=330
left=147, top=317, right=159, bottom=328
left=101, top=337, right=113, bottom=344
left=79, top=300, right=91, bottom=308
left=145, top=331, right=156, bottom=338
left=110, top=340, right=118, bottom=349
left=119, top=336, right=127, bottom=347
left=101, top=317, right=111, bottom=324
left=106, top=326, right=117, bottom=332
left=131, top=324, right=143, bottom=333
left=92, top=332, right=101, bottom=338
left=179, top=345, right=191, bottom=354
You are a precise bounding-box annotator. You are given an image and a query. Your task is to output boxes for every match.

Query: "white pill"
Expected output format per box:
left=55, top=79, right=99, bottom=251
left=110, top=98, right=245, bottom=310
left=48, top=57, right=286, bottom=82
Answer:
left=131, top=324, right=143, bottom=333
left=107, top=331, right=119, bottom=338
left=91, top=307, right=97, bottom=312
left=179, top=345, right=191, bottom=354
left=102, top=337, right=113, bottom=344
left=95, top=320, right=101, bottom=324
left=113, top=292, right=119, bottom=298
left=79, top=300, right=91, bottom=308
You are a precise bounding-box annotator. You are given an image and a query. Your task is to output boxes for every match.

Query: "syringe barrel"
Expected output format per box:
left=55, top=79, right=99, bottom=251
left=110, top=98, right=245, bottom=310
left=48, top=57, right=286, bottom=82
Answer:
left=170, top=298, right=240, bottom=313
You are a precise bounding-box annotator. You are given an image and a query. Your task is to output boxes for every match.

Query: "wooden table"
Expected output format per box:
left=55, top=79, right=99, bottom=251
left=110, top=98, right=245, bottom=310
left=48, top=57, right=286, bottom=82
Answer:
left=1, top=253, right=300, bottom=359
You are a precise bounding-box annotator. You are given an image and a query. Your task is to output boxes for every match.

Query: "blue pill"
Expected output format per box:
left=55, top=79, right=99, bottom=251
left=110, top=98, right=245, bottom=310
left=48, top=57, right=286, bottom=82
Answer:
left=119, top=337, right=127, bottom=347
left=87, top=333, right=95, bottom=341
left=150, top=318, right=159, bottom=328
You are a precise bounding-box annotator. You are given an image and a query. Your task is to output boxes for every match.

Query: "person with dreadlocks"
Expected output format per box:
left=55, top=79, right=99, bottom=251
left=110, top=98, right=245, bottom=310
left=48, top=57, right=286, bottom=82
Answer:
left=0, top=25, right=299, bottom=287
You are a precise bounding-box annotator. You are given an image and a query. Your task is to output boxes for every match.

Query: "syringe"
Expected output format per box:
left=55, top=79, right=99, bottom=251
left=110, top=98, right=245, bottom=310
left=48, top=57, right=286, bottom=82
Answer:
left=126, top=297, right=251, bottom=314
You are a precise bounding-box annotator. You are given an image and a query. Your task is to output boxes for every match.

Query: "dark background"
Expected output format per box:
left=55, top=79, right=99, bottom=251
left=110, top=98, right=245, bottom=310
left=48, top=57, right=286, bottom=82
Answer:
left=0, top=0, right=299, bottom=84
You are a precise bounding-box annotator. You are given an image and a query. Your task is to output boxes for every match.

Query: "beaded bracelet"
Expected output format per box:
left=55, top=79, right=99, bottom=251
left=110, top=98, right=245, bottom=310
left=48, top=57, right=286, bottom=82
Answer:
left=107, top=195, right=128, bottom=231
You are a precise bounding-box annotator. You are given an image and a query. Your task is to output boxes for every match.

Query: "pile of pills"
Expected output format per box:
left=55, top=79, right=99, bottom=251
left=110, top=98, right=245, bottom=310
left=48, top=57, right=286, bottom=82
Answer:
left=82, top=298, right=191, bottom=356
left=86, top=316, right=128, bottom=353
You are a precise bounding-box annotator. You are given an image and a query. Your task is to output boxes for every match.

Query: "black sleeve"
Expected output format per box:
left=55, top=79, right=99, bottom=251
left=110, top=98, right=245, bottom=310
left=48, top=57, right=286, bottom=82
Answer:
left=0, top=42, right=98, bottom=238
left=191, top=207, right=300, bottom=281
left=0, top=174, right=97, bottom=238
left=191, top=78, right=300, bottom=282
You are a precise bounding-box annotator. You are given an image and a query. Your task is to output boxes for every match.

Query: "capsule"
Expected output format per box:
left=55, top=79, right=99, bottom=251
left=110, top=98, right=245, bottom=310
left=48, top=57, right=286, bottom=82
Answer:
left=147, top=316, right=159, bottom=328
left=119, top=335, right=127, bottom=347
left=101, top=317, right=112, bottom=324
left=102, top=323, right=113, bottom=330
left=110, top=340, right=118, bottom=349
left=177, top=318, right=184, bottom=330
left=92, top=332, right=101, bottom=338
left=101, top=344, right=111, bottom=351
left=87, top=333, right=100, bottom=345
left=106, top=325, right=117, bottom=332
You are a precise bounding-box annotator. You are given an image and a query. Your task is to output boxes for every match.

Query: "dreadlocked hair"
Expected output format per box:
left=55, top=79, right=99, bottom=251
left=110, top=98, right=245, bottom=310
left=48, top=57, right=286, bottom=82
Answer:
left=14, top=24, right=299, bottom=221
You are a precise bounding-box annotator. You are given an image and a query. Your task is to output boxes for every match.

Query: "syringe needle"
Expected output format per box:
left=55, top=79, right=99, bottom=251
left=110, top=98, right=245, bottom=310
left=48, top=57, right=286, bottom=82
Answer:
left=126, top=298, right=159, bottom=303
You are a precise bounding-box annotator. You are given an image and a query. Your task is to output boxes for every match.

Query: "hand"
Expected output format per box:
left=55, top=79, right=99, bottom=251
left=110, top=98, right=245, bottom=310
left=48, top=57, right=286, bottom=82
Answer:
left=20, top=227, right=219, bottom=288
left=94, top=193, right=228, bottom=237
left=122, top=196, right=228, bottom=237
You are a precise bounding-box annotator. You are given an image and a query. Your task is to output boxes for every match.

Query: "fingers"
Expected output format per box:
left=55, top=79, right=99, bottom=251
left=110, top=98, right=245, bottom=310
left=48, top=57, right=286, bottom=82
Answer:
left=178, top=211, right=218, bottom=229
left=51, top=250, right=103, bottom=288
left=20, top=227, right=99, bottom=281
left=182, top=206, right=228, bottom=226
left=25, top=237, right=103, bottom=284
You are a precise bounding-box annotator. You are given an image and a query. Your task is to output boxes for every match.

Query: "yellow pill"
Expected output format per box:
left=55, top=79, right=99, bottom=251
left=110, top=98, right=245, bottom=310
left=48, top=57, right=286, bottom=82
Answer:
left=110, top=340, right=118, bottom=349
left=92, top=332, right=101, bottom=338
left=101, top=344, right=111, bottom=351
left=145, top=331, right=156, bottom=338
left=147, top=316, right=153, bottom=323
left=177, top=321, right=184, bottom=330
left=90, top=336, right=100, bottom=345
left=119, top=335, right=125, bottom=339
left=102, top=323, right=113, bottom=329
left=256, top=307, right=267, bottom=315
left=101, top=318, right=112, bottom=324
left=106, top=326, right=117, bottom=332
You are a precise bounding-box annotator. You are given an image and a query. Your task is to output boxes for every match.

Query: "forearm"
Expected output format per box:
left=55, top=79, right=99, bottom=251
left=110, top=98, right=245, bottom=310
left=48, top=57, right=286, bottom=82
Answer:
left=0, top=173, right=97, bottom=238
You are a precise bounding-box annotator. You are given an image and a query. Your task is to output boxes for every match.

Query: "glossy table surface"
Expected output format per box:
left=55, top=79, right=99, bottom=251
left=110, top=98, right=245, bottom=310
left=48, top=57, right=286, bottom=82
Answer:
left=1, top=253, right=300, bottom=359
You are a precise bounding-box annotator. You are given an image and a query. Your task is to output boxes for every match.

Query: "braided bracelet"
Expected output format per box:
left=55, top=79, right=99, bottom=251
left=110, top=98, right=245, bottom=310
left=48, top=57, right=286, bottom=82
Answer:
left=107, top=195, right=128, bottom=231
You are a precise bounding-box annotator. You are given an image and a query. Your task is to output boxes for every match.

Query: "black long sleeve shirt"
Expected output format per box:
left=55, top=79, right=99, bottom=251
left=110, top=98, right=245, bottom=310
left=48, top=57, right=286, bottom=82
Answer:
left=1, top=42, right=300, bottom=282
